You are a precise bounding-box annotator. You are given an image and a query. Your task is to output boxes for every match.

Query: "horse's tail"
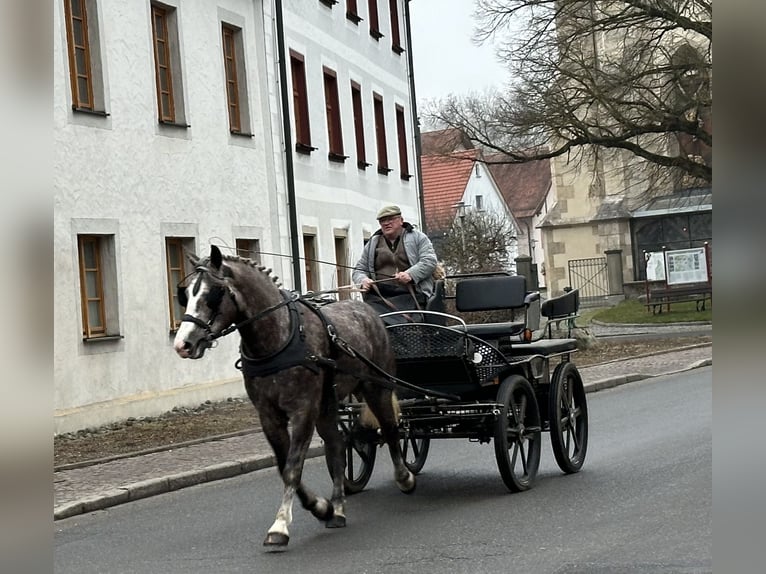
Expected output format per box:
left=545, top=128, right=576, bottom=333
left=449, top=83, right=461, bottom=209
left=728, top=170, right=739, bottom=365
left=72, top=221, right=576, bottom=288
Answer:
left=359, top=391, right=400, bottom=429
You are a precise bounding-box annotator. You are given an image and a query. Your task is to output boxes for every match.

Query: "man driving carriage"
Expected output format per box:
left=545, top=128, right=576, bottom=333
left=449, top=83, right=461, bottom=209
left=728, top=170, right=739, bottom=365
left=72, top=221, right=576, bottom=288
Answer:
left=352, top=205, right=437, bottom=324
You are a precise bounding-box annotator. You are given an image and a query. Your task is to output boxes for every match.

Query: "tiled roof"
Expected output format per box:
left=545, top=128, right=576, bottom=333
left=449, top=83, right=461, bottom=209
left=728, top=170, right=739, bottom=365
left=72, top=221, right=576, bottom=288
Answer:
left=421, top=150, right=478, bottom=230
left=421, top=128, right=474, bottom=155
left=485, top=154, right=552, bottom=219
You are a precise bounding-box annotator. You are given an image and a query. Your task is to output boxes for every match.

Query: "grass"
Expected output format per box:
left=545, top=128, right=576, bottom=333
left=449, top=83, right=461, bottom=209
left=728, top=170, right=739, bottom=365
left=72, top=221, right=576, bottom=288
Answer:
left=587, top=298, right=712, bottom=324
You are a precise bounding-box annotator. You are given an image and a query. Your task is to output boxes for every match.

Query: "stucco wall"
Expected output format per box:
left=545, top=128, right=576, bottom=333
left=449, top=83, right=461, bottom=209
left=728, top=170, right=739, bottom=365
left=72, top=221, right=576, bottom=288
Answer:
left=54, top=0, right=284, bottom=433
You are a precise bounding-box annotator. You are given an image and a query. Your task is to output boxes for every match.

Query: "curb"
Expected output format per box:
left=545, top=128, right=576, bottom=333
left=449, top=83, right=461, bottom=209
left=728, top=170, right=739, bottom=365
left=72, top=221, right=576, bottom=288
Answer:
left=54, top=357, right=713, bottom=521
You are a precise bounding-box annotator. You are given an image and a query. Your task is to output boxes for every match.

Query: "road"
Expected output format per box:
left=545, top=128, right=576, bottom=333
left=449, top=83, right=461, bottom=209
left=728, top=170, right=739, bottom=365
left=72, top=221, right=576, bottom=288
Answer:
left=55, top=367, right=711, bottom=574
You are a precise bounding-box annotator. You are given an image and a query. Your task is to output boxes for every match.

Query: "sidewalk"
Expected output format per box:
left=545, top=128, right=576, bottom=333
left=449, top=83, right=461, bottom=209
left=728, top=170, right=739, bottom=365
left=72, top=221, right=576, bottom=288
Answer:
left=54, top=339, right=712, bottom=520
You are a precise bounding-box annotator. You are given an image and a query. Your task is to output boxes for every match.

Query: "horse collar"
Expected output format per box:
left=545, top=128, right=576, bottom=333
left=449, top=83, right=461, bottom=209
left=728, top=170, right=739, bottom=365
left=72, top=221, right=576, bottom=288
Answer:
left=237, top=291, right=322, bottom=378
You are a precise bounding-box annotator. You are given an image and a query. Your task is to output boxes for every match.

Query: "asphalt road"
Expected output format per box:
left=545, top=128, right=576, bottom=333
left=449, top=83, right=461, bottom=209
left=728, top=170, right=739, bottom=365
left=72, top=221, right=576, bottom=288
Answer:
left=54, top=367, right=711, bottom=574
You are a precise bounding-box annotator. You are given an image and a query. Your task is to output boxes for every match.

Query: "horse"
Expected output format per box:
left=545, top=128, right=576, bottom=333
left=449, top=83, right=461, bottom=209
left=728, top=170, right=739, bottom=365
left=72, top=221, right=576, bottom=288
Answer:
left=173, top=245, right=415, bottom=550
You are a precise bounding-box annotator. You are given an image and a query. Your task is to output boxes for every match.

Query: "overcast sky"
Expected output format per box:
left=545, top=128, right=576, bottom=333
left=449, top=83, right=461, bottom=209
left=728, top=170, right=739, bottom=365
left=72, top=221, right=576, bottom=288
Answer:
left=409, top=0, right=509, bottom=102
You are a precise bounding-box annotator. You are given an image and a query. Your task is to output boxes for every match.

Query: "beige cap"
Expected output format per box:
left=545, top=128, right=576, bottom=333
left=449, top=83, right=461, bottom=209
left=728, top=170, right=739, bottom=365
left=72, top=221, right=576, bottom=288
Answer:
left=376, top=205, right=402, bottom=220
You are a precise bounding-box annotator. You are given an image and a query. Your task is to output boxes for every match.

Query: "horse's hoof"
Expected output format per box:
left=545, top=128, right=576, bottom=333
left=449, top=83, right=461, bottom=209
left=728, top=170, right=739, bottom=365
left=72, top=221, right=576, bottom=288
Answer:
left=312, top=499, right=335, bottom=522
left=398, top=472, right=416, bottom=495
left=325, top=514, right=346, bottom=529
left=263, top=532, right=289, bottom=550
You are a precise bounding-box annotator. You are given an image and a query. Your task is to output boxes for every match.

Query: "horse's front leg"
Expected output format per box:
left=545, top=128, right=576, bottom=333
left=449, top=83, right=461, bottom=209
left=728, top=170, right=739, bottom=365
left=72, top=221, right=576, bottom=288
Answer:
left=286, top=413, right=335, bottom=522
left=315, top=410, right=347, bottom=528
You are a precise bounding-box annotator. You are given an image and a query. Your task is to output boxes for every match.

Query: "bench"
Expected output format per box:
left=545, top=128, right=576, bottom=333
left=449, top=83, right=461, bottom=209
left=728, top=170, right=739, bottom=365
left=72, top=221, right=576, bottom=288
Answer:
left=645, top=283, right=712, bottom=314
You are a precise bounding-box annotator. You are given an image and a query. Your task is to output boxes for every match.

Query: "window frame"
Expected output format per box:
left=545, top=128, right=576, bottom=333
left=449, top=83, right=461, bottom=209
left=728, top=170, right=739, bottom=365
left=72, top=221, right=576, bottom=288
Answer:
left=78, top=235, right=107, bottom=338
left=63, top=0, right=107, bottom=115
left=395, top=104, right=410, bottom=180
left=165, top=237, right=192, bottom=332
left=303, top=234, right=319, bottom=292
left=290, top=50, right=315, bottom=154
left=351, top=81, right=370, bottom=169
left=368, top=0, right=383, bottom=40
left=346, top=0, right=362, bottom=24
left=222, top=25, right=241, bottom=133
left=388, top=0, right=404, bottom=54
left=373, top=92, right=390, bottom=174
left=235, top=237, right=261, bottom=262
left=323, top=67, right=347, bottom=162
left=151, top=4, right=176, bottom=123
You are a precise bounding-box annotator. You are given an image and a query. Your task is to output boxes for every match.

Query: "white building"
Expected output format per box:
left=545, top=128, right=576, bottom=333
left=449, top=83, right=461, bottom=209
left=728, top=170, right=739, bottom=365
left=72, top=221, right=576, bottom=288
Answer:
left=279, top=0, right=422, bottom=293
left=53, top=0, right=422, bottom=434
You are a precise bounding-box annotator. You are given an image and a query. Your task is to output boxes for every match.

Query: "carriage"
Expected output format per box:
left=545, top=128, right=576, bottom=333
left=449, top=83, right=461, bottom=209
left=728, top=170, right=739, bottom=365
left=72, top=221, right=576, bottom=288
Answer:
left=175, top=247, right=588, bottom=548
left=337, top=273, right=588, bottom=494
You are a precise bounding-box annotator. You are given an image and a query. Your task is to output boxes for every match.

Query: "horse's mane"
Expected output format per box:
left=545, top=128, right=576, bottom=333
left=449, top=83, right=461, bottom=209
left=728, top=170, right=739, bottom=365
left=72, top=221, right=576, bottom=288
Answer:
left=218, top=253, right=283, bottom=288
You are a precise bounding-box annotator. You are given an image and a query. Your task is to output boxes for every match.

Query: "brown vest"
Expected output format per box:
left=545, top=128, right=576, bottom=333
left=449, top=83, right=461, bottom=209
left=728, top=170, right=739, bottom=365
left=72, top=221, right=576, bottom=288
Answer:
left=374, top=235, right=411, bottom=294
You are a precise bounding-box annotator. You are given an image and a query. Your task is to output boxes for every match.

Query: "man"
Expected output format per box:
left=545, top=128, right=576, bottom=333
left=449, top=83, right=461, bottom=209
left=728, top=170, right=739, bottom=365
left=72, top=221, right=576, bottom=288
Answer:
left=352, top=205, right=437, bottom=322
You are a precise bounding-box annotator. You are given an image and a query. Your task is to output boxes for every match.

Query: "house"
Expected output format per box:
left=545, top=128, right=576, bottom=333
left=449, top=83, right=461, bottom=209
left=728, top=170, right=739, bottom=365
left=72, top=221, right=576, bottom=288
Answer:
left=53, top=0, right=422, bottom=433
left=420, top=148, right=519, bottom=271
left=486, top=155, right=554, bottom=289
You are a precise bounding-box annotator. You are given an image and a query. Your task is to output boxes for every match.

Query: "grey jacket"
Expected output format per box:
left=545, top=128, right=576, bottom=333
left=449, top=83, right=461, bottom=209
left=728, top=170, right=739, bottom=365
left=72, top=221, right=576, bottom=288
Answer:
left=352, top=223, right=438, bottom=298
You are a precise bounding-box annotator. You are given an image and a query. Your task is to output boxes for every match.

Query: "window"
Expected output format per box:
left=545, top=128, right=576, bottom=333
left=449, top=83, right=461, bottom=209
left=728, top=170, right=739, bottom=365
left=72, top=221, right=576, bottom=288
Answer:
left=334, top=234, right=351, bottom=300
left=388, top=0, right=404, bottom=54
left=351, top=82, right=369, bottom=169
left=63, top=0, right=107, bottom=113
left=303, top=235, right=318, bottom=292
left=373, top=93, right=390, bottom=174
left=323, top=68, right=346, bottom=161
left=235, top=238, right=261, bottom=262
left=166, top=237, right=194, bottom=331
left=368, top=0, right=383, bottom=39
left=346, top=0, right=362, bottom=23
left=151, top=3, right=187, bottom=126
left=290, top=51, right=314, bottom=153
left=222, top=24, right=252, bottom=136
left=395, top=104, right=410, bottom=179
left=77, top=234, right=120, bottom=339
left=475, top=195, right=484, bottom=211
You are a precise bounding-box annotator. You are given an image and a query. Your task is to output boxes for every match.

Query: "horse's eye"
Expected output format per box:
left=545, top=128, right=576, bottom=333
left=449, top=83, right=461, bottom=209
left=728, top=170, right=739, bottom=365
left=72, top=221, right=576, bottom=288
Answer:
left=177, top=286, right=188, bottom=308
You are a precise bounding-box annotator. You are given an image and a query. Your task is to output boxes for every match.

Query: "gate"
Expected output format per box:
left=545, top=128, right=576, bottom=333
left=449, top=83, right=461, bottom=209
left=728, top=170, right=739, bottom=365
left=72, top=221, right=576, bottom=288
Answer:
left=568, top=257, right=610, bottom=301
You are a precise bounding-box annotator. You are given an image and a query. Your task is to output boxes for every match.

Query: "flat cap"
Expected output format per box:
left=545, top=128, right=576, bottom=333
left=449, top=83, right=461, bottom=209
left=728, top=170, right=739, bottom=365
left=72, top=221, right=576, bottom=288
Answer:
left=376, top=205, right=402, bottom=220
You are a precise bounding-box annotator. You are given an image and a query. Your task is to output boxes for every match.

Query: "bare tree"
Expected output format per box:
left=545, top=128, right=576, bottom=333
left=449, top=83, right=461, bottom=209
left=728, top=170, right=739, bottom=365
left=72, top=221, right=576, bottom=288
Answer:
left=424, top=0, right=712, bottom=197
left=432, top=210, right=517, bottom=275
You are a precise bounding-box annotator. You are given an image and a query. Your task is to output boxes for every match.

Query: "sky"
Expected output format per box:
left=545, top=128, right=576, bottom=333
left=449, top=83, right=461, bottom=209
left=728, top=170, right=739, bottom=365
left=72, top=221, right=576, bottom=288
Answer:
left=408, top=0, right=509, bottom=103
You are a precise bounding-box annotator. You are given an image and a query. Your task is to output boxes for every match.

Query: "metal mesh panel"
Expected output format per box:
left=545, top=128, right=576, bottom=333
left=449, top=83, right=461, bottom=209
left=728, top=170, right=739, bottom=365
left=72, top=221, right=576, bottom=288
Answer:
left=388, top=324, right=466, bottom=359
left=388, top=324, right=510, bottom=385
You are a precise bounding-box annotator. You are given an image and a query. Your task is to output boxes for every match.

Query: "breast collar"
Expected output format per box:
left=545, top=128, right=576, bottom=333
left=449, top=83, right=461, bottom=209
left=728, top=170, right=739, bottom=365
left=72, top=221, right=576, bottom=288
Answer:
left=237, top=290, right=330, bottom=379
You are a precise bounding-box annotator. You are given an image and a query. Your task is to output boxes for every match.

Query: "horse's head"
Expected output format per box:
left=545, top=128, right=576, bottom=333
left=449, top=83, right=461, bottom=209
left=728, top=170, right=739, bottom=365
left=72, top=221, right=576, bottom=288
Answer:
left=173, top=245, right=239, bottom=359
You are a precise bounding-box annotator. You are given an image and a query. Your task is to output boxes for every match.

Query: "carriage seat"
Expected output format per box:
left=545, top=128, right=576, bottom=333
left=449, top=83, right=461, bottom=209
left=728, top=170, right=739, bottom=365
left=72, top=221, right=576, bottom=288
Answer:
left=540, top=288, right=580, bottom=338
left=454, top=275, right=538, bottom=339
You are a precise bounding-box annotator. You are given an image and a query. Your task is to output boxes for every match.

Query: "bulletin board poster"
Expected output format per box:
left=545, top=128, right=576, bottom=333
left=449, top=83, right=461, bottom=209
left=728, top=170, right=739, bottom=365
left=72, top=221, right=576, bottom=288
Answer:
left=665, top=247, right=709, bottom=285
left=645, top=252, right=666, bottom=281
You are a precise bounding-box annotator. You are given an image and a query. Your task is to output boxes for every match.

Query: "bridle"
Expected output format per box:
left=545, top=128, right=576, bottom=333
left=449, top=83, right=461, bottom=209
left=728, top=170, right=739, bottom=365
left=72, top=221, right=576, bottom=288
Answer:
left=178, top=265, right=297, bottom=345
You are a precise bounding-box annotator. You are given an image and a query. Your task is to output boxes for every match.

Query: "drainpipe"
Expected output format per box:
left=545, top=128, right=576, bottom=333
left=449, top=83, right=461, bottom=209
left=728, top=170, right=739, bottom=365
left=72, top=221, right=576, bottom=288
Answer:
left=404, top=0, right=427, bottom=233
left=274, top=0, right=302, bottom=291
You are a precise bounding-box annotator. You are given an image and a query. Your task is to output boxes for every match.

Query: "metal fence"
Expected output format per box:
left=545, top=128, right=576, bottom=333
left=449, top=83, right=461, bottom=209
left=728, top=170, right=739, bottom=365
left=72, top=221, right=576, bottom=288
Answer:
left=567, top=257, right=610, bottom=300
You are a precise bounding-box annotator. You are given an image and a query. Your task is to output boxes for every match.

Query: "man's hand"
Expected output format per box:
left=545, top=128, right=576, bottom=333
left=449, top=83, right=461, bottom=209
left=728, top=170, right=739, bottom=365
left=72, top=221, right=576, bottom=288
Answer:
left=394, top=271, right=413, bottom=284
left=359, top=277, right=374, bottom=292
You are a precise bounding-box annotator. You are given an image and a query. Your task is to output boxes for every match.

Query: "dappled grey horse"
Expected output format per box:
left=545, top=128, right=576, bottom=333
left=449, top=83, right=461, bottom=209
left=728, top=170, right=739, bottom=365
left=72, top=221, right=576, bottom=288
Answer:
left=173, top=245, right=415, bottom=550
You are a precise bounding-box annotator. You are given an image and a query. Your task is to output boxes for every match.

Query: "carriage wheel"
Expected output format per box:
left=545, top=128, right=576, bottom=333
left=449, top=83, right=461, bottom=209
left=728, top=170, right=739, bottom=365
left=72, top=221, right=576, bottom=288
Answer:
left=399, top=433, right=430, bottom=474
left=343, top=431, right=376, bottom=494
left=494, top=375, right=542, bottom=492
left=549, top=362, right=588, bottom=474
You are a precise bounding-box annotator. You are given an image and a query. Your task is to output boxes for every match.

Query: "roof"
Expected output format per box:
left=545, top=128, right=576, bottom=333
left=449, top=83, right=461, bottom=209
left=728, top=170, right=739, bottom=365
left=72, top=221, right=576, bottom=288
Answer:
left=485, top=154, right=552, bottom=219
left=420, top=150, right=478, bottom=229
left=631, top=187, right=712, bottom=218
left=421, top=128, right=474, bottom=155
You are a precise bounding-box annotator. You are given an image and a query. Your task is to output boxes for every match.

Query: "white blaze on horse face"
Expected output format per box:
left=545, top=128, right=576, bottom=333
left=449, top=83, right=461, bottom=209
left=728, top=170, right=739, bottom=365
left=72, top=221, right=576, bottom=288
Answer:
left=173, top=282, right=210, bottom=358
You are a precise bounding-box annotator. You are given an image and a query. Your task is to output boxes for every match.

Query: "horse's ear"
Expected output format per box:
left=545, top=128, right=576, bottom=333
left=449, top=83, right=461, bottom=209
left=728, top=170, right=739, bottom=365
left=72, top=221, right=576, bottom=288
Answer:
left=210, top=245, right=222, bottom=270
left=186, top=249, right=200, bottom=266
